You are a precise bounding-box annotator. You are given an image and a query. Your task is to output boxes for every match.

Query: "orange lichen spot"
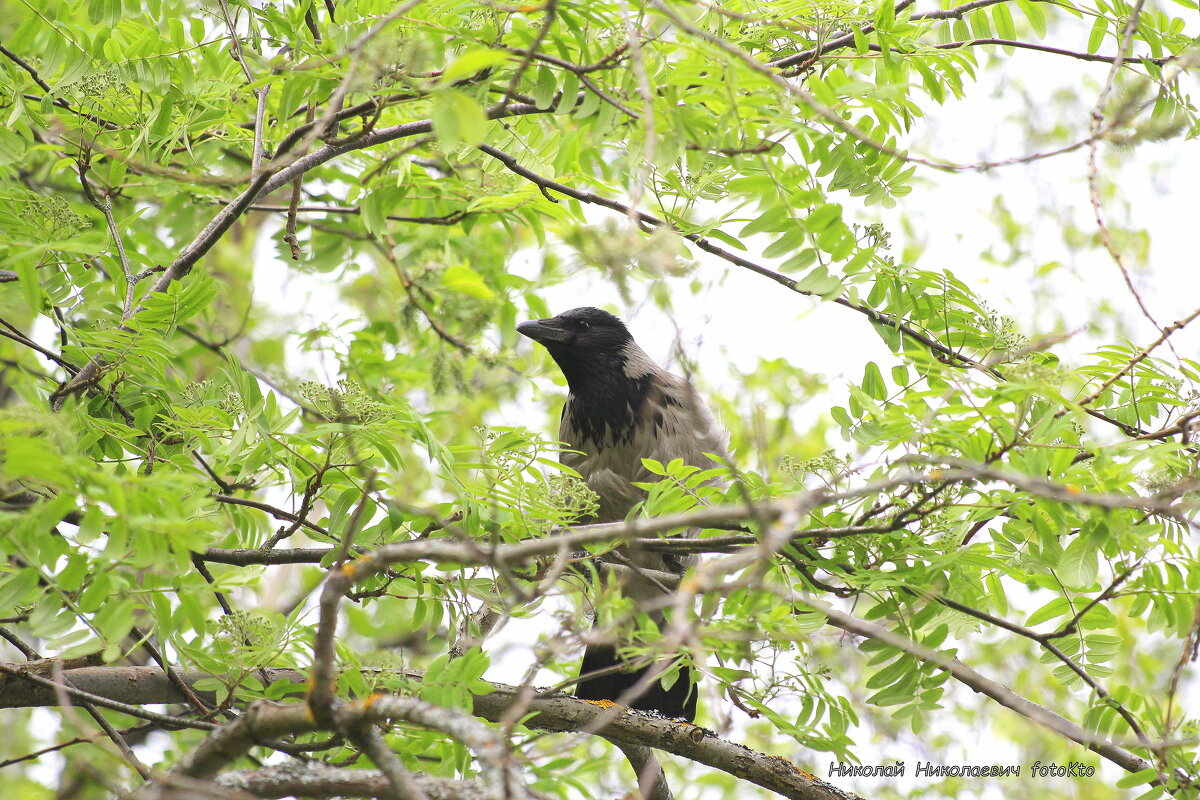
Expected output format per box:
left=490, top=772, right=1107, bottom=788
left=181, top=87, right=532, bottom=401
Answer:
left=1066, top=484, right=1082, bottom=495
left=583, top=699, right=620, bottom=710
left=772, top=756, right=815, bottom=779
left=679, top=574, right=702, bottom=593
left=358, top=692, right=385, bottom=710
left=928, top=469, right=943, bottom=480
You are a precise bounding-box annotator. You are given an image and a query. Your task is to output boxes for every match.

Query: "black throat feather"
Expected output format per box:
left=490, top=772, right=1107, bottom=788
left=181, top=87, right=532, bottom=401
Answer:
left=560, top=358, right=654, bottom=449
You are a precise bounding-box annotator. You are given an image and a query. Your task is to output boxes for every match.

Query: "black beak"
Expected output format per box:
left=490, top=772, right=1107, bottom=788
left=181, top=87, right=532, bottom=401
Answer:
left=517, top=318, right=572, bottom=345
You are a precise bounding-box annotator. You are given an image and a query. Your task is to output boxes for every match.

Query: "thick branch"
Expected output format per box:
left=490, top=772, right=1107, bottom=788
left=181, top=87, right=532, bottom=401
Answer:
left=199, top=464, right=1190, bottom=573
left=216, top=766, right=493, bottom=800
left=0, top=665, right=859, bottom=800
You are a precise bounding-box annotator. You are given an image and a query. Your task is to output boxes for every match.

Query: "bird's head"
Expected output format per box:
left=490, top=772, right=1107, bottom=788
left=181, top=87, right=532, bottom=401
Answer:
left=518, top=307, right=652, bottom=389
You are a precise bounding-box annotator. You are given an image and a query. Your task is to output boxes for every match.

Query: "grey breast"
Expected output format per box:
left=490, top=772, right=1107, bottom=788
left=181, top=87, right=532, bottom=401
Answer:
left=562, top=373, right=728, bottom=604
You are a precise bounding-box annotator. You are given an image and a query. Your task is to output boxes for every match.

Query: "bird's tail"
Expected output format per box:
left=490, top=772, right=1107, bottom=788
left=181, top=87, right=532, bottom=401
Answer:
left=575, top=643, right=698, bottom=722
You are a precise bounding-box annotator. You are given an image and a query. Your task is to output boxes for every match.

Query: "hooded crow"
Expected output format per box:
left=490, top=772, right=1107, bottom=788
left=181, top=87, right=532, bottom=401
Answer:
left=518, top=307, right=727, bottom=721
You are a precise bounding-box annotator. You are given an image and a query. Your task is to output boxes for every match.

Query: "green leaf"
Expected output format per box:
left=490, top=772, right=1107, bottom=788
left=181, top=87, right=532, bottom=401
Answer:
left=806, top=203, right=842, bottom=232
left=1059, top=534, right=1098, bottom=588
left=641, top=458, right=666, bottom=475
left=361, top=188, right=406, bottom=235
left=992, top=3, right=1016, bottom=41
left=533, top=66, right=556, bottom=110
left=969, top=10, right=991, bottom=39
left=3, top=436, right=69, bottom=483
left=852, top=28, right=869, bottom=55
left=0, top=568, right=41, bottom=611
left=134, top=273, right=216, bottom=331
left=557, top=72, right=580, bottom=114
left=782, top=248, right=817, bottom=272
left=441, top=263, right=494, bottom=299
left=1017, top=0, right=1047, bottom=37
left=28, top=595, right=73, bottom=637
left=93, top=596, right=138, bottom=642
left=1115, top=769, right=1160, bottom=788
left=432, top=90, right=489, bottom=150
left=704, top=228, right=746, bottom=251
left=874, top=0, right=895, bottom=31
left=1026, top=596, right=1071, bottom=627
left=441, top=49, right=511, bottom=84
left=12, top=256, right=43, bottom=316
left=795, top=265, right=843, bottom=296
left=862, top=361, right=886, bottom=400
left=1087, top=17, right=1107, bottom=54
left=149, top=99, right=178, bottom=144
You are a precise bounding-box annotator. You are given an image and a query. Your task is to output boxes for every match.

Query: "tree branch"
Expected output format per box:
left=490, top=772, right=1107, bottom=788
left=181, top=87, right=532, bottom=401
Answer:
left=794, top=596, right=1161, bottom=780
left=216, top=765, right=493, bottom=800
left=929, top=37, right=1173, bottom=65
left=1, top=665, right=861, bottom=800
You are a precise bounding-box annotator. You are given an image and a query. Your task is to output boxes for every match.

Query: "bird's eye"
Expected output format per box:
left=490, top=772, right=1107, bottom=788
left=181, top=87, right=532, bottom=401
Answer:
left=578, top=321, right=590, bottom=330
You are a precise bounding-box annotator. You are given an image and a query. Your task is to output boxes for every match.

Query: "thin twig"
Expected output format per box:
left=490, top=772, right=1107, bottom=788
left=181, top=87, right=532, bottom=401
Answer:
left=621, top=0, right=655, bottom=212
left=248, top=202, right=469, bottom=225
left=211, top=493, right=332, bottom=537
left=1086, top=1, right=1163, bottom=337
left=77, top=163, right=137, bottom=321
left=796, top=595, right=1162, bottom=782
left=252, top=87, right=270, bottom=177
left=925, top=591, right=1154, bottom=752
left=497, top=0, right=559, bottom=113
left=477, top=143, right=998, bottom=379
left=1072, top=306, right=1200, bottom=410
left=770, top=0, right=1033, bottom=69
left=930, top=37, right=1173, bottom=65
